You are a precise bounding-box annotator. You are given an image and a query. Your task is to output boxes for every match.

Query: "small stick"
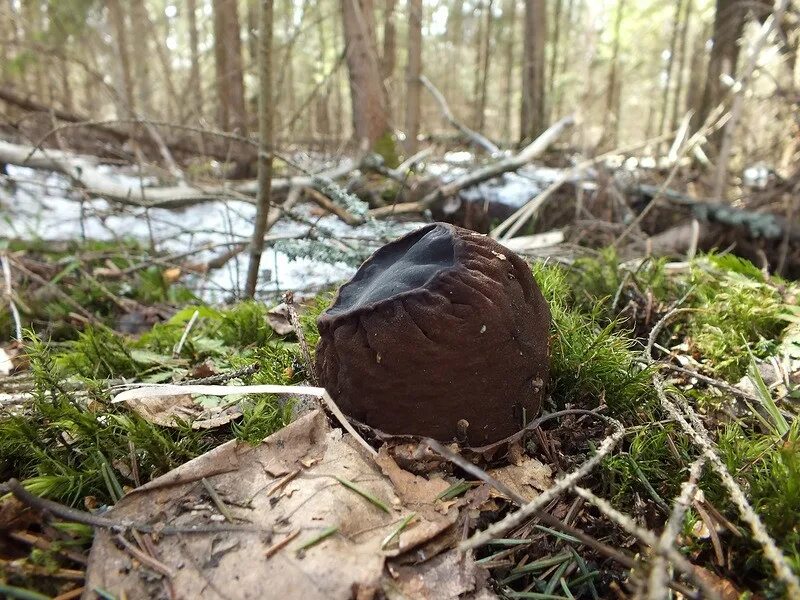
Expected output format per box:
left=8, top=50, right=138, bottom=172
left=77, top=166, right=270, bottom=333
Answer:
left=264, top=530, right=300, bottom=558
left=201, top=477, right=234, bottom=522
left=0, top=254, right=22, bottom=341
left=53, top=587, right=85, bottom=600
left=173, top=309, right=199, bottom=357
left=115, top=534, right=176, bottom=578
left=283, top=291, right=317, bottom=385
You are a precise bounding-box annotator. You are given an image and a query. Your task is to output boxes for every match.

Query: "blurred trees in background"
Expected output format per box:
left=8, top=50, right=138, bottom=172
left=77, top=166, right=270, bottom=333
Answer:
left=1, top=0, right=798, bottom=186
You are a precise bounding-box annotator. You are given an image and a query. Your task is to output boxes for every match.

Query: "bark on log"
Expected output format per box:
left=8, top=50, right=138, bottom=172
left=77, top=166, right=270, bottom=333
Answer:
left=0, top=87, right=254, bottom=164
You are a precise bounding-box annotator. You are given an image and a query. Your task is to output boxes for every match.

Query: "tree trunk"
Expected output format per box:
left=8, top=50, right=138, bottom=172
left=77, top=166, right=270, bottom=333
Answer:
left=695, top=0, right=746, bottom=143
left=520, top=0, right=547, bottom=141
left=502, top=0, right=516, bottom=141
left=187, top=0, right=205, bottom=120
left=245, top=0, right=275, bottom=298
left=107, top=0, right=136, bottom=117
left=247, top=0, right=259, bottom=64
left=547, top=0, right=563, bottom=121
left=341, top=0, right=393, bottom=154
left=657, top=0, right=682, bottom=153
left=476, top=0, right=493, bottom=133
left=382, top=0, right=397, bottom=81
left=685, top=24, right=707, bottom=118
left=554, top=0, right=576, bottom=119
left=404, top=0, right=423, bottom=155
left=147, top=7, right=180, bottom=122
left=130, top=0, right=153, bottom=116
left=213, top=0, right=249, bottom=134
left=472, top=2, right=485, bottom=129
left=601, top=0, right=625, bottom=148
left=23, top=0, right=44, bottom=101
left=669, top=0, right=693, bottom=135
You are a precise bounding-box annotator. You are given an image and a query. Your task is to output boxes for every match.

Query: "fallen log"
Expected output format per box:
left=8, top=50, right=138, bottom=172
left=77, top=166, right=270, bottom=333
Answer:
left=0, top=87, right=253, bottom=165
left=0, top=140, right=358, bottom=209
left=637, top=184, right=799, bottom=242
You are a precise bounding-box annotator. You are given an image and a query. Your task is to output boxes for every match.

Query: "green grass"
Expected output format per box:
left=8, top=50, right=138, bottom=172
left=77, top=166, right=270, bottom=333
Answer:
left=0, top=299, right=308, bottom=506
left=2, top=245, right=799, bottom=597
left=529, top=253, right=800, bottom=595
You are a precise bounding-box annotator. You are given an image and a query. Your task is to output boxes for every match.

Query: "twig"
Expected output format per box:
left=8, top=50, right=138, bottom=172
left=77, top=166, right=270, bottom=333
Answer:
left=420, top=74, right=500, bottom=154
left=460, top=416, right=624, bottom=551
left=572, top=486, right=720, bottom=600
left=304, top=187, right=364, bottom=226
left=114, top=533, right=176, bottom=578
left=0, top=254, right=22, bottom=341
left=8, top=257, right=98, bottom=323
left=201, top=477, right=235, bottom=522
left=660, top=363, right=759, bottom=403
left=491, top=132, right=677, bottom=241
left=0, top=478, right=271, bottom=535
left=613, top=105, right=728, bottom=247
left=173, top=310, right=199, bottom=357
left=264, top=530, right=300, bottom=558
left=653, top=377, right=800, bottom=596
left=416, top=115, right=575, bottom=211
left=645, top=307, right=696, bottom=360
left=283, top=292, right=318, bottom=386
left=647, top=458, right=707, bottom=600
left=713, top=0, right=790, bottom=199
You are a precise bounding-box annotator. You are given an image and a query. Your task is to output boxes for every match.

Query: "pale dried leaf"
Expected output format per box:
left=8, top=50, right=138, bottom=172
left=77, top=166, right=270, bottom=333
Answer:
left=267, top=303, right=294, bottom=335
left=85, top=410, right=459, bottom=600
left=487, top=456, right=553, bottom=502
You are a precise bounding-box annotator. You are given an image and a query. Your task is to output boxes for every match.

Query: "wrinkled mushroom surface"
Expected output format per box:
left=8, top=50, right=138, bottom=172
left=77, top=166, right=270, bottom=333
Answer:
left=315, top=223, right=550, bottom=446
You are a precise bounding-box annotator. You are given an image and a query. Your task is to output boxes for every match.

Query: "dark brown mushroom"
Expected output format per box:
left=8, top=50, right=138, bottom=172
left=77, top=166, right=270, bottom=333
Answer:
left=315, top=222, right=550, bottom=446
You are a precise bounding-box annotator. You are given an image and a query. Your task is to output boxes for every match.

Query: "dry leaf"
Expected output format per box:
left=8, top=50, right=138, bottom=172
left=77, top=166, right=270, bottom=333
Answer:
left=85, top=410, right=464, bottom=600
left=487, top=456, right=553, bottom=502
left=267, top=303, right=294, bottom=335
left=162, top=267, right=182, bottom=284
left=121, top=391, right=243, bottom=429
left=384, top=549, right=495, bottom=600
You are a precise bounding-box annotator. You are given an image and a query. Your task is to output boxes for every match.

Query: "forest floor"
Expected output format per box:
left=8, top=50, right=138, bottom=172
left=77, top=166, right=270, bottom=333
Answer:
left=1, top=232, right=799, bottom=599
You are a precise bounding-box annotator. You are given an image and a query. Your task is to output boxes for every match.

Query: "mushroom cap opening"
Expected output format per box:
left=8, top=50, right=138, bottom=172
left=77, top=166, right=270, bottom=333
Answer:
left=325, top=224, right=455, bottom=318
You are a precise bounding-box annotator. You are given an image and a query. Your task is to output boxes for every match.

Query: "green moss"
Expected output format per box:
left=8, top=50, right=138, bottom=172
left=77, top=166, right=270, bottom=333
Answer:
left=373, top=131, right=400, bottom=168
left=681, top=257, right=787, bottom=381
left=532, top=261, right=655, bottom=417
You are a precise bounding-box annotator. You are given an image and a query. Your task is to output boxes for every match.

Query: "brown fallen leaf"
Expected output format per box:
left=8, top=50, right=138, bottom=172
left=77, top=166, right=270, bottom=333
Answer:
left=384, top=549, right=495, bottom=600
left=85, top=410, right=460, bottom=600
left=121, top=392, right=243, bottom=429
left=267, top=303, right=294, bottom=336
left=487, top=456, right=553, bottom=502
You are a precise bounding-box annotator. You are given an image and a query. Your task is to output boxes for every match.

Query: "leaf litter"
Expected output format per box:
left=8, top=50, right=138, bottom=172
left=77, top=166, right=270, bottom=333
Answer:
left=83, top=406, right=521, bottom=599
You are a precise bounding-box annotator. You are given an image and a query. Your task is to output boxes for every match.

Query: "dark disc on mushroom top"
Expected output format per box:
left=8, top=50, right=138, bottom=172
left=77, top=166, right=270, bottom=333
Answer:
left=315, top=222, right=551, bottom=446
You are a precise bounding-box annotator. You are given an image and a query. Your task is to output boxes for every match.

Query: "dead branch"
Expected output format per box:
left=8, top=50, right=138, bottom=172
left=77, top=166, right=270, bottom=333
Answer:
left=420, top=75, right=500, bottom=154
left=416, top=115, right=575, bottom=211
left=0, top=87, right=249, bottom=164
left=304, top=187, right=365, bottom=226
left=461, top=410, right=623, bottom=551
left=0, top=140, right=359, bottom=208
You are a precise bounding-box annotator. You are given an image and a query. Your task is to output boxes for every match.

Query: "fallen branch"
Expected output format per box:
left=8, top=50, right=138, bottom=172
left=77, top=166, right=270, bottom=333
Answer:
left=491, top=131, right=677, bottom=241
left=304, top=187, right=364, bottom=226
left=0, top=87, right=250, bottom=164
left=420, top=75, right=500, bottom=154
left=0, top=140, right=359, bottom=209
left=390, top=115, right=574, bottom=214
